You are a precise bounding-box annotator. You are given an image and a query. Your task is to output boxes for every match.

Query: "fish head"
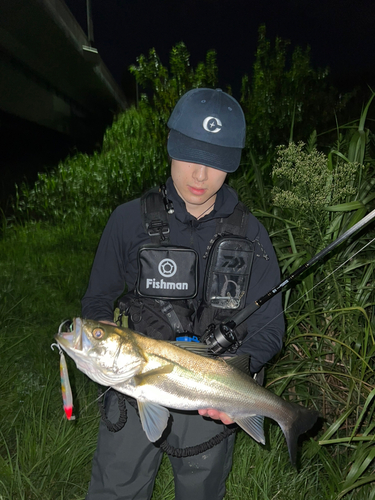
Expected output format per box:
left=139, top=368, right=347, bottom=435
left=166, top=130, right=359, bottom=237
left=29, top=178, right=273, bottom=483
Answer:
left=55, top=318, right=146, bottom=386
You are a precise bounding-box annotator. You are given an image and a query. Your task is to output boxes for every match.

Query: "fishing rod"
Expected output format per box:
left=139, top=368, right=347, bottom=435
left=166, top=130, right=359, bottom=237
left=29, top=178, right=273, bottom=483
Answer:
left=202, top=209, right=375, bottom=354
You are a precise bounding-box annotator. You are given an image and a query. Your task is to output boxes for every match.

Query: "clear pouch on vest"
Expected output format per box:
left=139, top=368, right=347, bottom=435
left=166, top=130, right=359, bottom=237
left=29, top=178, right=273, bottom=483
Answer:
left=136, top=245, right=198, bottom=299
left=203, top=236, right=254, bottom=309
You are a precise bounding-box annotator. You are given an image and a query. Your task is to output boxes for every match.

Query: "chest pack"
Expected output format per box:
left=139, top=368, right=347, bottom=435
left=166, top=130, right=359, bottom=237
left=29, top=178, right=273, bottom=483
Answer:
left=118, top=184, right=254, bottom=348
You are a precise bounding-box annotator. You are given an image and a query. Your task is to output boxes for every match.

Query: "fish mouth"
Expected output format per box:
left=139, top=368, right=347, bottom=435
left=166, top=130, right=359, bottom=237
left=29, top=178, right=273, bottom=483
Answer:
left=56, top=318, right=89, bottom=352
left=55, top=318, right=96, bottom=374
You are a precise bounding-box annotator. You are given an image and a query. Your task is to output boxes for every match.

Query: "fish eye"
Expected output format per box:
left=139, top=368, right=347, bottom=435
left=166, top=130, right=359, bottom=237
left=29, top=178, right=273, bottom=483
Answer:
left=92, top=328, right=105, bottom=339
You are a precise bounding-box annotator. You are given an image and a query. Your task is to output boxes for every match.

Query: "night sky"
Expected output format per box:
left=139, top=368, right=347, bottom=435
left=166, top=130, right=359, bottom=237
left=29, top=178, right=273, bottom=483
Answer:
left=65, top=0, right=375, bottom=98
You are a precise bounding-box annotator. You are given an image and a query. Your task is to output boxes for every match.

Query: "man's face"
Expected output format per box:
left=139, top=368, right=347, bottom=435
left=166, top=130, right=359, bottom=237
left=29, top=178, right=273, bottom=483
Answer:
left=171, top=159, right=227, bottom=213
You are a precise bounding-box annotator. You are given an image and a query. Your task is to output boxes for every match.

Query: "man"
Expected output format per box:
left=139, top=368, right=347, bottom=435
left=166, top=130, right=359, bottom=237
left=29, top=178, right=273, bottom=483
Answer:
left=82, top=88, right=284, bottom=499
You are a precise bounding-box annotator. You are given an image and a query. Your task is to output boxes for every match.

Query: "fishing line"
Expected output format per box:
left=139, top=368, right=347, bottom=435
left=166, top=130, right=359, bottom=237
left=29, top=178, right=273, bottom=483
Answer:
left=93, top=386, right=111, bottom=403
left=245, top=235, right=375, bottom=342
left=76, top=386, right=113, bottom=417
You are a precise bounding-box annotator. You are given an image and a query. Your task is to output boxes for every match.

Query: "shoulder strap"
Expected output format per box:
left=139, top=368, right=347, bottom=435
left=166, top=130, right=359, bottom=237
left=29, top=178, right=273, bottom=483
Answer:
left=141, top=186, right=171, bottom=244
left=215, top=200, right=249, bottom=237
left=201, top=193, right=250, bottom=260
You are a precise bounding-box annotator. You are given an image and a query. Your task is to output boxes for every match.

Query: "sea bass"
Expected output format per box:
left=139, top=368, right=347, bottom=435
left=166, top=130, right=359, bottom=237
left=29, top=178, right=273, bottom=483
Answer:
left=55, top=318, right=319, bottom=465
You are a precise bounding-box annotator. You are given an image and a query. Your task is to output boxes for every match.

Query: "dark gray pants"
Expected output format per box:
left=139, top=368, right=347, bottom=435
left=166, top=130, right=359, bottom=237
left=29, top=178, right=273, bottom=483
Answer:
left=86, top=391, right=236, bottom=500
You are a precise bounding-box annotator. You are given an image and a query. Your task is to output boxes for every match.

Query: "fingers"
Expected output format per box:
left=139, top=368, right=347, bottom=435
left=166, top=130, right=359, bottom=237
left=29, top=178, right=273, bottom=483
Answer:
left=198, top=409, right=234, bottom=425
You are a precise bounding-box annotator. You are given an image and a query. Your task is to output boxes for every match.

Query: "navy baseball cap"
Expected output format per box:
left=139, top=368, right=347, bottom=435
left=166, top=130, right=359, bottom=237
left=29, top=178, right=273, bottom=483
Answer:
left=167, top=88, right=246, bottom=173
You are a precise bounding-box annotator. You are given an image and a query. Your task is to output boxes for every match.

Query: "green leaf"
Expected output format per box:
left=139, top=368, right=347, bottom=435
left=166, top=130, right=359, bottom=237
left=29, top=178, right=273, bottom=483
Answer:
left=324, top=201, right=365, bottom=211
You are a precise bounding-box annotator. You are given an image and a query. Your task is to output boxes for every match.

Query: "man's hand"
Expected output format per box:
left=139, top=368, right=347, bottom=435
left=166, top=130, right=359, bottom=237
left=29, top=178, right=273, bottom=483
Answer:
left=198, top=409, right=234, bottom=425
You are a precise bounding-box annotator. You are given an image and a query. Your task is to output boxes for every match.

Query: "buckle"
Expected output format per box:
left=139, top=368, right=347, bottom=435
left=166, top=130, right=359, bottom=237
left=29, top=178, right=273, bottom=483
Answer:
left=148, top=219, right=170, bottom=239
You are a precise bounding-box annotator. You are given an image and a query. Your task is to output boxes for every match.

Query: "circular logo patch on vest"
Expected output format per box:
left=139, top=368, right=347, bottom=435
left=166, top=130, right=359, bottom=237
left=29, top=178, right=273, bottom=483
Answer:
left=203, top=116, right=222, bottom=133
left=158, top=258, right=177, bottom=278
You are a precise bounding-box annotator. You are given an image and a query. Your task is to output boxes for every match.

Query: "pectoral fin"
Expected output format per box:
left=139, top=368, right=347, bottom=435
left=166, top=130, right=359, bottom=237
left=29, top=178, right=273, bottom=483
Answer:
left=236, top=414, right=266, bottom=445
left=138, top=400, right=170, bottom=442
left=133, top=365, right=174, bottom=386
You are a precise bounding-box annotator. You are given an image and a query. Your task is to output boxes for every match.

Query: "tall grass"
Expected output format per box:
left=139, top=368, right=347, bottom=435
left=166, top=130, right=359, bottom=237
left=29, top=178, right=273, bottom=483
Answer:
left=0, top=221, right=102, bottom=499
left=255, top=94, right=375, bottom=498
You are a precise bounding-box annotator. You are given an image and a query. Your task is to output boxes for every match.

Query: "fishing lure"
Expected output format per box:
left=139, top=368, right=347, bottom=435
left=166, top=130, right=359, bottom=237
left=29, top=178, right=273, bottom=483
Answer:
left=51, top=342, right=75, bottom=420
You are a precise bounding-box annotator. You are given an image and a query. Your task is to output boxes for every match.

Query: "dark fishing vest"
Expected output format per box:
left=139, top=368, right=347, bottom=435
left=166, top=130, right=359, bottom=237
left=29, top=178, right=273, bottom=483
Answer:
left=118, top=185, right=254, bottom=352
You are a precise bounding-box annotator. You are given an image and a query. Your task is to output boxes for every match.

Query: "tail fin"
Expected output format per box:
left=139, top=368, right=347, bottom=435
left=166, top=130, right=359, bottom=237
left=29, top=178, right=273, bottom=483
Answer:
left=281, top=403, right=319, bottom=466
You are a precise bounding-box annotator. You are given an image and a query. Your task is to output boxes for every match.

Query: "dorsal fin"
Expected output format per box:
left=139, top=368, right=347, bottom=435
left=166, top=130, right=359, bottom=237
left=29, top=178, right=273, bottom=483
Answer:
left=225, top=355, right=251, bottom=375
left=169, top=341, right=217, bottom=358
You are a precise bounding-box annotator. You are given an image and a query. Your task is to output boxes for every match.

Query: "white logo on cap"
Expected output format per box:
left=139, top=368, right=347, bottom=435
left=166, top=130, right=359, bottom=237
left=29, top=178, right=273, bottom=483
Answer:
left=158, top=258, right=177, bottom=277
left=203, top=116, right=222, bottom=133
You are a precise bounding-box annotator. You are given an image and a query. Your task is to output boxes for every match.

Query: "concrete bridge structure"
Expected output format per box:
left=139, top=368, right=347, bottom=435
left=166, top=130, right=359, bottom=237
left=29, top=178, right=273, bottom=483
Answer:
left=0, top=0, right=127, bottom=141
left=0, top=0, right=128, bottom=209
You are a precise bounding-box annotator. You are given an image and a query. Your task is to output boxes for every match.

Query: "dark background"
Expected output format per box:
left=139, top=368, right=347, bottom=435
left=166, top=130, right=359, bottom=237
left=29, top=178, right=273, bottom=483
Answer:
left=65, top=0, right=375, bottom=98
left=2, top=0, right=374, bottom=214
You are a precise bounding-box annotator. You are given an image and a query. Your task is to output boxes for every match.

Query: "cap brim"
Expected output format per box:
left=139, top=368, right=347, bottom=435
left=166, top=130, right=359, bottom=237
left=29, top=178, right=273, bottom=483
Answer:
left=167, top=130, right=242, bottom=173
